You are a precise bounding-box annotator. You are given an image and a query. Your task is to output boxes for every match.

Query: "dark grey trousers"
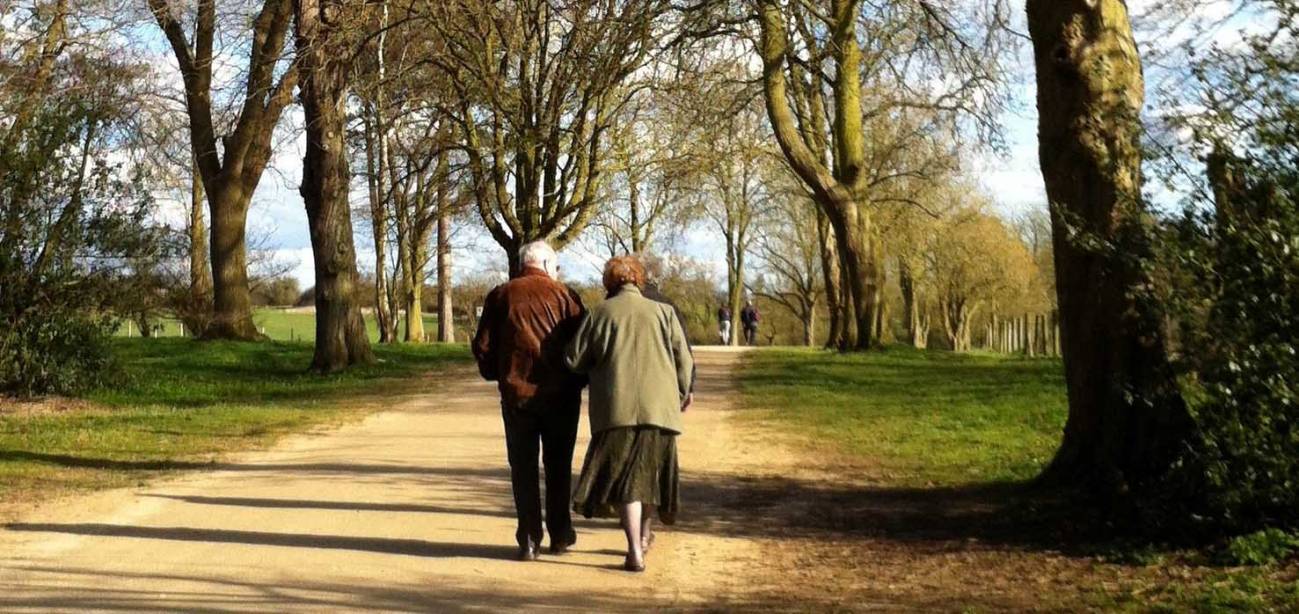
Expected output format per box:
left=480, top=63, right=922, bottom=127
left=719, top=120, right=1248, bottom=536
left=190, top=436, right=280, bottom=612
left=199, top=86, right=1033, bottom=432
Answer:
left=501, top=398, right=580, bottom=548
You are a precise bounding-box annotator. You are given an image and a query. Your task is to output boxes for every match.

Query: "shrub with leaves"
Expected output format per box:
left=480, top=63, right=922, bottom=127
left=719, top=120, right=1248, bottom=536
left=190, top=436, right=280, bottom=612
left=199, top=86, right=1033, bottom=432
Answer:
left=1, top=12, right=165, bottom=396
left=1154, top=158, right=1299, bottom=534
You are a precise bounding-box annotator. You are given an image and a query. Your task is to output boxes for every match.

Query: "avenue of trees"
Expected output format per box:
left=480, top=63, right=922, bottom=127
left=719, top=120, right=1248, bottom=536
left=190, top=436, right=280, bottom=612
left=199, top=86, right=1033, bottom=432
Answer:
left=2, top=0, right=1296, bottom=535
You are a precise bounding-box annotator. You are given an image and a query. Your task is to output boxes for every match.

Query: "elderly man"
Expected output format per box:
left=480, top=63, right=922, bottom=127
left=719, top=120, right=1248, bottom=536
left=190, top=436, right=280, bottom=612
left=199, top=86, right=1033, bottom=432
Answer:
left=473, top=241, right=587, bottom=561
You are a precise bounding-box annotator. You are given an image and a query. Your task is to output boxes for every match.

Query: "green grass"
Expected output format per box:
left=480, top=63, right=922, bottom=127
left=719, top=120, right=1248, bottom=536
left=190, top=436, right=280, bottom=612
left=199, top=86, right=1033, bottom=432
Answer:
left=739, top=347, right=1299, bottom=611
left=115, top=308, right=446, bottom=343
left=0, top=338, right=471, bottom=513
left=251, top=309, right=442, bottom=344
left=738, top=346, right=1067, bottom=486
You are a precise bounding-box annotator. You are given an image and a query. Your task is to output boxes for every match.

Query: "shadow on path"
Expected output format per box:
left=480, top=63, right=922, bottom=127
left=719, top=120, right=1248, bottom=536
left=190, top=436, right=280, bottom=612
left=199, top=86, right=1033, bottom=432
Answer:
left=5, top=523, right=518, bottom=560
left=0, top=565, right=641, bottom=613
left=0, top=451, right=509, bottom=479
left=141, top=494, right=519, bottom=520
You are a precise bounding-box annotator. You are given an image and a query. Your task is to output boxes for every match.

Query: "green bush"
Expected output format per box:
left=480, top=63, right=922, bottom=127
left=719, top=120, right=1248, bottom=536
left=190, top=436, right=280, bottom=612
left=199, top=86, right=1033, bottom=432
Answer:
left=1216, top=529, right=1299, bottom=567
left=1155, top=159, right=1299, bottom=534
left=0, top=300, right=119, bottom=397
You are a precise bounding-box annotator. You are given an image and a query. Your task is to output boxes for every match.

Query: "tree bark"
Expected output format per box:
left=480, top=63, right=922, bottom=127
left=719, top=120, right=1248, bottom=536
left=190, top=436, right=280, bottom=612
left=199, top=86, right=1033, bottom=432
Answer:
left=1028, top=0, right=1191, bottom=493
left=295, top=0, right=373, bottom=373
left=189, top=162, right=210, bottom=300
left=403, top=174, right=433, bottom=344
left=362, top=107, right=395, bottom=343
left=803, top=306, right=816, bottom=347
left=726, top=232, right=743, bottom=347
left=758, top=0, right=876, bottom=351
left=900, top=261, right=928, bottom=349
left=817, top=210, right=845, bottom=349
left=147, top=0, right=297, bottom=341
left=436, top=166, right=455, bottom=343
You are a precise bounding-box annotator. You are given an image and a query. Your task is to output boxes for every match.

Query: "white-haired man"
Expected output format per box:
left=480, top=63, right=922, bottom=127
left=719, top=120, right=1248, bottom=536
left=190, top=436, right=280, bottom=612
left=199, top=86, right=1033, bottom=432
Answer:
left=472, top=241, right=587, bottom=561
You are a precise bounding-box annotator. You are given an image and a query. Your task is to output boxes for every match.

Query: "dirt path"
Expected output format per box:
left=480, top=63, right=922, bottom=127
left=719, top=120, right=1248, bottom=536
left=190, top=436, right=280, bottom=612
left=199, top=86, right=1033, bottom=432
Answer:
left=6, top=348, right=1172, bottom=612
left=0, top=348, right=802, bottom=611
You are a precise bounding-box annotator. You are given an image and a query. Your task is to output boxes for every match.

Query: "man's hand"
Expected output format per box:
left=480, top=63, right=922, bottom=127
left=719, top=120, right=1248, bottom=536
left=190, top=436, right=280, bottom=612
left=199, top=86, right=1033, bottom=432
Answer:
left=681, top=393, right=693, bottom=412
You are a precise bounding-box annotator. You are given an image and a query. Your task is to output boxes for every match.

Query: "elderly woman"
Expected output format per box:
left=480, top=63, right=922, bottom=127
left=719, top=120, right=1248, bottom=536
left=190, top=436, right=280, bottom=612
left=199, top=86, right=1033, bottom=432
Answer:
left=564, top=255, right=694, bottom=572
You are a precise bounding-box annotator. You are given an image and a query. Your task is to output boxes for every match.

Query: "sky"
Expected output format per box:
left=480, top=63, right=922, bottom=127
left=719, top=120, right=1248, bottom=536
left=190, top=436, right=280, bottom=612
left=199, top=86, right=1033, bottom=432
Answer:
left=160, top=1, right=1264, bottom=289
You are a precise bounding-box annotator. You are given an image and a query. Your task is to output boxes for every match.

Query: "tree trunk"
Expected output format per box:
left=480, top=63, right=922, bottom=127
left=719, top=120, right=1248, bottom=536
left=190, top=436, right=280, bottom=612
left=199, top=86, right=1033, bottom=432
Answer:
left=205, top=186, right=262, bottom=340
left=505, top=237, right=523, bottom=278
left=1028, top=0, right=1191, bottom=494
left=403, top=178, right=432, bottom=344
left=900, top=261, right=928, bottom=349
left=404, top=244, right=425, bottom=343
left=295, top=0, right=373, bottom=373
left=837, top=245, right=858, bottom=350
left=436, top=154, right=455, bottom=343
left=726, top=234, right=743, bottom=347
left=836, top=215, right=877, bottom=350
left=189, top=164, right=210, bottom=300
left=803, top=305, right=816, bottom=347
left=363, top=108, right=395, bottom=343
left=148, top=0, right=296, bottom=342
left=757, top=0, right=876, bottom=353
left=817, top=209, right=844, bottom=349
left=871, top=252, right=888, bottom=345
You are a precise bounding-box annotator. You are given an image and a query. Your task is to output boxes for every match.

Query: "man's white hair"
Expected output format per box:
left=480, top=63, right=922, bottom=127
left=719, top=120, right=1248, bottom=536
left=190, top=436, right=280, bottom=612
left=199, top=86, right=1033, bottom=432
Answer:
left=519, top=240, right=558, bottom=277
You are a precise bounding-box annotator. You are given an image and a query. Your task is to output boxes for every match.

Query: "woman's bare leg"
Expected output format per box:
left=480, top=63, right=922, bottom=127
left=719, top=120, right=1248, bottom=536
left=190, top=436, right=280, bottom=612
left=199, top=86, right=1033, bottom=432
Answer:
left=641, top=504, right=656, bottom=552
left=620, top=502, right=644, bottom=567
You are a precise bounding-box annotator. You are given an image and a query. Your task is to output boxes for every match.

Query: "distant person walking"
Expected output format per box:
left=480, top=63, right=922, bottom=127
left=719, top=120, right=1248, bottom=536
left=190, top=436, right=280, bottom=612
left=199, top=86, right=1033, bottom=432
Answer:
left=565, top=256, right=694, bottom=573
left=472, top=241, right=587, bottom=562
left=741, top=300, right=760, bottom=346
left=717, top=304, right=732, bottom=345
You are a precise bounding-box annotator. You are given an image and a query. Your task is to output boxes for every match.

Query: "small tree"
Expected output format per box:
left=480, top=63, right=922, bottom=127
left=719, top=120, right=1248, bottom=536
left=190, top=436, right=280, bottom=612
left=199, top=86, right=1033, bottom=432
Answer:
left=1, top=4, right=166, bottom=393
left=928, top=208, right=1035, bottom=352
left=754, top=196, right=823, bottom=347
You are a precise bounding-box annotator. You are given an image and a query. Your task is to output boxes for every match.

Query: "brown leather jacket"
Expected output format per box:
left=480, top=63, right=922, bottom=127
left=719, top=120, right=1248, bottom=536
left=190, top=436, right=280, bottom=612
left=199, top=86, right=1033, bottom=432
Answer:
left=473, top=267, right=587, bottom=410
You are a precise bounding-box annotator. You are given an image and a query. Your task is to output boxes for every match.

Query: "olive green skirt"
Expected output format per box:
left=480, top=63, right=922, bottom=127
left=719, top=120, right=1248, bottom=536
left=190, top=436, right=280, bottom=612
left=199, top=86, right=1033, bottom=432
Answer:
left=572, top=426, right=679, bottom=524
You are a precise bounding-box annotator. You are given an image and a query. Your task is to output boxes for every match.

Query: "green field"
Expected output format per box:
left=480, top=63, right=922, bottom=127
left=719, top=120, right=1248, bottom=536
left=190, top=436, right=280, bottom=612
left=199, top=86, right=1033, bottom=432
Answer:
left=116, top=308, right=454, bottom=343
left=738, top=346, right=1068, bottom=486
left=738, top=348, right=1299, bottom=611
left=0, top=338, right=472, bottom=514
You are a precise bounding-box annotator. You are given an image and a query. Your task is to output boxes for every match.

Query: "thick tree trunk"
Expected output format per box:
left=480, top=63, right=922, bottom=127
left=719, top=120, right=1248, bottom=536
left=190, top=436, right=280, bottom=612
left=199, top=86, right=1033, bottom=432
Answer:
left=295, top=0, right=373, bottom=373
left=205, top=186, right=262, bottom=340
left=836, top=218, right=876, bottom=350
left=148, top=0, right=296, bottom=342
left=837, top=245, right=858, bottom=349
left=188, top=165, right=210, bottom=300
left=505, top=238, right=523, bottom=278
left=758, top=0, right=875, bottom=352
left=1028, top=0, right=1191, bottom=493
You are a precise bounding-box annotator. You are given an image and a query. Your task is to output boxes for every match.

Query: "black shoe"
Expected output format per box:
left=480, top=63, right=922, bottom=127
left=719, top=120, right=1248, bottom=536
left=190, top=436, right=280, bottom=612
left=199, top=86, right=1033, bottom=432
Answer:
left=548, top=530, right=577, bottom=555
left=516, top=539, right=539, bottom=562
left=623, top=555, right=646, bottom=573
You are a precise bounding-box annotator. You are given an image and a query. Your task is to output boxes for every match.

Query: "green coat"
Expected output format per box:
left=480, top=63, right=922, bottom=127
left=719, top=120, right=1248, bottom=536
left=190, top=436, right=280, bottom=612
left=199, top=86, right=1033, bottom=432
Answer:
left=564, top=285, right=693, bottom=435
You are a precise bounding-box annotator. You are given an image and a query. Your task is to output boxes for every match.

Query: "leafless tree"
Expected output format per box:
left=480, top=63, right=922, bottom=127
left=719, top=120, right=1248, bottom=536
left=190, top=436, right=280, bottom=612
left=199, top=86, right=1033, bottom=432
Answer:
left=146, top=0, right=298, bottom=340
left=293, top=0, right=373, bottom=372
left=414, top=0, right=673, bottom=274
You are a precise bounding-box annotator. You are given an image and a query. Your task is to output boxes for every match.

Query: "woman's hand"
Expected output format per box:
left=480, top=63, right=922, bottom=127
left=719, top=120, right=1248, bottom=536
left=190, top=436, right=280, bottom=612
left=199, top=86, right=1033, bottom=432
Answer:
left=681, top=393, right=693, bottom=412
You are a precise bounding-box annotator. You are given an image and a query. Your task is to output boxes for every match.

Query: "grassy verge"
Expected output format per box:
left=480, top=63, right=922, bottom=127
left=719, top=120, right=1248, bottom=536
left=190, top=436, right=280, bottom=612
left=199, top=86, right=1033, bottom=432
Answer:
left=738, top=347, right=1299, bottom=611
left=738, top=346, right=1066, bottom=485
left=1, top=338, right=471, bottom=514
